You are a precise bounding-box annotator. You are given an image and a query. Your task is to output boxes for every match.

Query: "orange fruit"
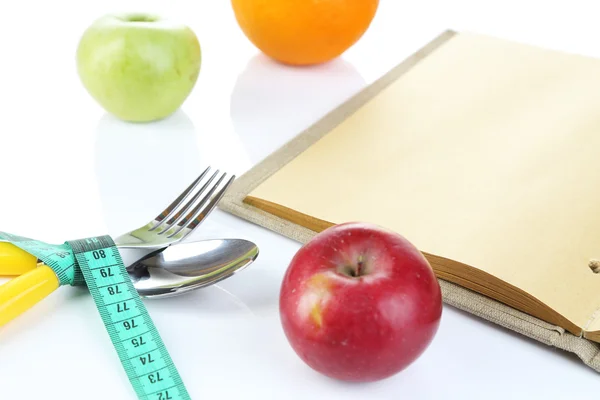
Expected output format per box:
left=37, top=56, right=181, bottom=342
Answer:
left=231, top=0, right=379, bottom=66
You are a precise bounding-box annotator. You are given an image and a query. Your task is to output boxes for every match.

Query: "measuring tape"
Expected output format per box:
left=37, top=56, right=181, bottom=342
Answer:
left=0, top=232, right=191, bottom=400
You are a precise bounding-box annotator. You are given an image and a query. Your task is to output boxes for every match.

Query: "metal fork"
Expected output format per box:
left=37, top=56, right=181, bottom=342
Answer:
left=0, top=167, right=235, bottom=329
left=114, top=166, right=235, bottom=250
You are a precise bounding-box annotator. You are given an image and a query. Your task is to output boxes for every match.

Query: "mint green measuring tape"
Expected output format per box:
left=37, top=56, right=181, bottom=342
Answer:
left=0, top=231, right=191, bottom=400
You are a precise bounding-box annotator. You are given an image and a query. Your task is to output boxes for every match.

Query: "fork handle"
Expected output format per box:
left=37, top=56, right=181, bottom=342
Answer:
left=0, top=265, right=60, bottom=327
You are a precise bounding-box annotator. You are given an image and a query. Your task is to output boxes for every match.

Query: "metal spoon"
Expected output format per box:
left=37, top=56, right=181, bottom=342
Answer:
left=127, top=239, right=259, bottom=298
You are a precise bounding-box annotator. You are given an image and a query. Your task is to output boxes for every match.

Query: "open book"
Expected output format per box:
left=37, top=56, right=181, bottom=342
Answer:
left=238, top=31, right=600, bottom=342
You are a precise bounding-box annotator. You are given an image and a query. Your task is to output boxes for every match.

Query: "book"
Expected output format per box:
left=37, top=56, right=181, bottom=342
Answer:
left=219, top=30, right=600, bottom=370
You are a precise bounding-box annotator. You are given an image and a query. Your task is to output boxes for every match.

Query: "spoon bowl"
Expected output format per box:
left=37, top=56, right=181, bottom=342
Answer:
left=128, top=239, right=259, bottom=298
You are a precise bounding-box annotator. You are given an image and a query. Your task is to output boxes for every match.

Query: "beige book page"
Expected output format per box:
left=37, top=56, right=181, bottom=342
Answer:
left=248, top=32, right=600, bottom=330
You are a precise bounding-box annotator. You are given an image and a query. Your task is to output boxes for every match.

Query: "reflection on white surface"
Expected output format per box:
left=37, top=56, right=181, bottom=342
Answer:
left=230, top=54, right=366, bottom=164
left=94, top=110, right=205, bottom=235
left=146, top=282, right=256, bottom=317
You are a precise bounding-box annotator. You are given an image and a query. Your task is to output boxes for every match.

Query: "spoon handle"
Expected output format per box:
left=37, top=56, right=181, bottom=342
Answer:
left=0, top=265, right=59, bottom=327
left=0, top=242, right=38, bottom=276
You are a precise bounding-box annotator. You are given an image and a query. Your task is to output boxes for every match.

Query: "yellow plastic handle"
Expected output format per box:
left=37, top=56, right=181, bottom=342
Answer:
left=0, top=242, right=38, bottom=276
left=0, top=265, right=60, bottom=327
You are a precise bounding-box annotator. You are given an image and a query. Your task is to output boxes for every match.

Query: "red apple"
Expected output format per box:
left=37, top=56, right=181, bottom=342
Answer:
left=279, top=222, right=442, bottom=382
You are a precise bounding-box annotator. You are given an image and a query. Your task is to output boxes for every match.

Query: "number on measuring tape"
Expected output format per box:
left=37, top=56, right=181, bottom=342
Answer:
left=68, top=237, right=191, bottom=400
left=93, top=249, right=107, bottom=259
left=0, top=232, right=191, bottom=400
left=69, top=237, right=190, bottom=400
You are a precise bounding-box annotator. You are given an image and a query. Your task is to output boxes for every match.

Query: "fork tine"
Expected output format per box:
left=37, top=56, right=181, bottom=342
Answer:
left=149, top=166, right=211, bottom=231
left=156, top=169, right=220, bottom=234
left=162, top=172, right=226, bottom=236
left=183, top=174, right=236, bottom=232
left=167, top=173, right=235, bottom=239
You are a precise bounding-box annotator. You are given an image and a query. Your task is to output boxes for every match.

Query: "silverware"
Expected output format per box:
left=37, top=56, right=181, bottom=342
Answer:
left=0, top=166, right=235, bottom=328
left=128, top=239, right=259, bottom=298
left=0, top=166, right=233, bottom=269
left=114, top=165, right=235, bottom=269
left=116, top=166, right=235, bottom=250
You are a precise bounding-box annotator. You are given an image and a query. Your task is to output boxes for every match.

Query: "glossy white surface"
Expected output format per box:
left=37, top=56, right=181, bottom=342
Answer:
left=1, top=1, right=599, bottom=398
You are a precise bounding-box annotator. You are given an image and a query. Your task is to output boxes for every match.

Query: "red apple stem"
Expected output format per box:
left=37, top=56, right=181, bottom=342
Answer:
left=590, top=259, right=600, bottom=274
left=356, top=261, right=364, bottom=276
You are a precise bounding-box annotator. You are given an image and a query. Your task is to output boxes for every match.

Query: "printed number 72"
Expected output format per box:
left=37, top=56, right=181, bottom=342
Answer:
left=158, top=391, right=172, bottom=400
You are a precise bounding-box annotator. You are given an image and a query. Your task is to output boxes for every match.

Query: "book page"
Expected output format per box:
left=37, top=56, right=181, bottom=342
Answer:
left=248, top=32, right=600, bottom=330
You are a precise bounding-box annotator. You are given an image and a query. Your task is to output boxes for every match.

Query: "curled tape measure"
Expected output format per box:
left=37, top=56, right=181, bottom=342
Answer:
left=0, top=232, right=191, bottom=400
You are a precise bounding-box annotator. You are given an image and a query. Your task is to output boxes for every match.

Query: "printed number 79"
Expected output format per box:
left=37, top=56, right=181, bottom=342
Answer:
left=100, top=268, right=113, bottom=278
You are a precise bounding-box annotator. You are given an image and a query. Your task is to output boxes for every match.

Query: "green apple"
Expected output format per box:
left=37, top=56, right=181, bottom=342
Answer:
left=76, top=13, right=201, bottom=122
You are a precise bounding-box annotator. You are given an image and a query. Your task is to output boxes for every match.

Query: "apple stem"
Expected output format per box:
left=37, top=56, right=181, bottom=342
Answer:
left=590, top=259, right=600, bottom=274
left=336, top=256, right=367, bottom=278
left=356, top=261, right=364, bottom=277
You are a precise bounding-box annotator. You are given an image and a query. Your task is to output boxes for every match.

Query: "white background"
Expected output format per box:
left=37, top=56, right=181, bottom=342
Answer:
left=0, top=0, right=599, bottom=398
